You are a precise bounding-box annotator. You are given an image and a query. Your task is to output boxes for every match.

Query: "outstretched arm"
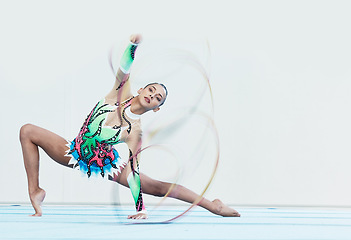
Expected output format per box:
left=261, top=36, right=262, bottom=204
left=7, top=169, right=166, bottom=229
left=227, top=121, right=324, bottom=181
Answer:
left=105, top=34, right=143, bottom=104
left=125, top=129, right=147, bottom=219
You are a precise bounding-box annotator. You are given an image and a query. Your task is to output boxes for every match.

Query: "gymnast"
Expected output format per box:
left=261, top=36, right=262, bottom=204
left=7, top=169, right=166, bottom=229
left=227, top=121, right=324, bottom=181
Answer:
left=20, top=34, right=240, bottom=219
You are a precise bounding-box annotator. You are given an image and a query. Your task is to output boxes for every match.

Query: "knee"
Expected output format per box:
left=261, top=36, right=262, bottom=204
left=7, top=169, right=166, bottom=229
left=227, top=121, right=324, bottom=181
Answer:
left=19, top=124, right=35, bottom=142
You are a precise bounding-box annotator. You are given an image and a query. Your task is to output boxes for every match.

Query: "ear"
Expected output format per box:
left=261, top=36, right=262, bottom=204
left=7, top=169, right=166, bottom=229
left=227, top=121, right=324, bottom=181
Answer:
left=137, top=88, right=143, bottom=94
left=153, top=107, right=160, bottom=112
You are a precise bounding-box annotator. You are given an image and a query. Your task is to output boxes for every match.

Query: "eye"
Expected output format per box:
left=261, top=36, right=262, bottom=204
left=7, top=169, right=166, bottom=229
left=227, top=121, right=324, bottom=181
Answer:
left=149, top=87, right=153, bottom=92
left=157, top=97, right=161, bottom=101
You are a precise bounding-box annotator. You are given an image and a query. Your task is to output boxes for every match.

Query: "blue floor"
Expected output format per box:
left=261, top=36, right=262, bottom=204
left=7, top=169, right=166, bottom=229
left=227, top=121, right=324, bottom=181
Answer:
left=1, top=204, right=351, bottom=239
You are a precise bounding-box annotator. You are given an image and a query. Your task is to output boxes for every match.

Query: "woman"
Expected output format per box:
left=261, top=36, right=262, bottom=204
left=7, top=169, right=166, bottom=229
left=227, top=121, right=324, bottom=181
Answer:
left=20, top=34, right=240, bottom=219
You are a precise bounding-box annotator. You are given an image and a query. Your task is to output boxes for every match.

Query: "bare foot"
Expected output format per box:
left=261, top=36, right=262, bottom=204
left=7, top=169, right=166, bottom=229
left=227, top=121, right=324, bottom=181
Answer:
left=212, top=199, right=240, bottom=217
left=29, top=188, right=46, bottom=217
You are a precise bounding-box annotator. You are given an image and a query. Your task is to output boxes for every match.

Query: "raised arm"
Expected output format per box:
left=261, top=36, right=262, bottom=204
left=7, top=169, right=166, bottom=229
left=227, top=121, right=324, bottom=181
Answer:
left=105, top=34, right=143, bottom=104
left=125, top=129, right=147, bottom=219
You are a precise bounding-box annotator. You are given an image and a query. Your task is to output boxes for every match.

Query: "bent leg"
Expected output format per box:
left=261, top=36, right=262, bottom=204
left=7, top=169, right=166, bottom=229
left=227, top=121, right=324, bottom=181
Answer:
left=19, top=124, right=72, bottom=216
left=110, top=169, right=240, bottom=217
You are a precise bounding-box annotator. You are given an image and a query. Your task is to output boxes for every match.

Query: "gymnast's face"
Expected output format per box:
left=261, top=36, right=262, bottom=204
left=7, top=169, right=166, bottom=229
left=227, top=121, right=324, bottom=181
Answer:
left=137, top=83, right=167, bottom=112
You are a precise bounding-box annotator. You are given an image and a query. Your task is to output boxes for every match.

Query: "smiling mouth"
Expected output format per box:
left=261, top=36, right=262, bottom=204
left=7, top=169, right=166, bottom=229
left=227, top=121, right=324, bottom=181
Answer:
left=144, top=96, right=150, bottom=104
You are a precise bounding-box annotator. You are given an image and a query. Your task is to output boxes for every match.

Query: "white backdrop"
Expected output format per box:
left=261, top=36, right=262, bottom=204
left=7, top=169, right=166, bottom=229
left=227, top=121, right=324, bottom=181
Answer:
left=1, top=0, right=351, bottom=208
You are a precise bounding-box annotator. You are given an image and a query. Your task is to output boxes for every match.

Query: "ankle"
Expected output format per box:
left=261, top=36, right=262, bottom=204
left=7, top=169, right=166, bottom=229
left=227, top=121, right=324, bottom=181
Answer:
left=212, top=199, right=222, bottom=214
left=29, top=187, right=42, bottom=196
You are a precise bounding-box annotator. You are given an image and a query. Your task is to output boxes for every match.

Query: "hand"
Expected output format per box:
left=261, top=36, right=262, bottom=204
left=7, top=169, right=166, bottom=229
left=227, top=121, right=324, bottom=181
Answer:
left=127, top=211, right=148, bottom=220
left=130, top=34, right=143, bottom=44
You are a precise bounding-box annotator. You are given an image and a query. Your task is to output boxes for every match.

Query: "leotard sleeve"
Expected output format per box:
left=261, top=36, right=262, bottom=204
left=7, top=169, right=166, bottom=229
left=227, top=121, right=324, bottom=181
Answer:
left=125, top=126, right=146, bottom=213
left=105, top=41, right=139, bottom=105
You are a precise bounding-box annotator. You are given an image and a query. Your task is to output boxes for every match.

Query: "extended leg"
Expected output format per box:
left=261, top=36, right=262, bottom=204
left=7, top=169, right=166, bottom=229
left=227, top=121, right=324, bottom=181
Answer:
left=139, top=173, right=240, bottom=217
left=19, top=124, right=71, bottom=216
left=110, top=169, right=240, bottom=217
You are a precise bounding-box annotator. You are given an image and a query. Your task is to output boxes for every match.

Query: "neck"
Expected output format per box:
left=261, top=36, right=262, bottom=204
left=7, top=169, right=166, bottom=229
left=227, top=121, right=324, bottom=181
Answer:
left=129, top=96, right=147, bottom=115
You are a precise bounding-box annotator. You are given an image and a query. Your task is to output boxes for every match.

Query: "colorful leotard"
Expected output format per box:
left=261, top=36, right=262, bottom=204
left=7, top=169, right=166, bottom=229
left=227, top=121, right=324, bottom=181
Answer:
left=67, top=98, right=131, bottom=177
left=66, top=96, right=145, bottom=211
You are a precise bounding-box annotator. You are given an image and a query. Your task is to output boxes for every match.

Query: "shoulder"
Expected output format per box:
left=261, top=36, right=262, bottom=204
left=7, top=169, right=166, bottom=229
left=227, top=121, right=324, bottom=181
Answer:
left=105, top=79, right=134, bottom=105
left=129, top=120, right=142, bottom=136
left=124, top=122, right=142, bottom=149
left=105, top=93, right=134, bottom=106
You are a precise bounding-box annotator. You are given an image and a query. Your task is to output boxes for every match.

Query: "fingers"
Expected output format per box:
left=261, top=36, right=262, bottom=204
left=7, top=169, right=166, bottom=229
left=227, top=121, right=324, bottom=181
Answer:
left=130, top=34, right=143, bottom=44
left=127, top=213, right=148, bottom=220
left=127, top=215, right=147, bottom=219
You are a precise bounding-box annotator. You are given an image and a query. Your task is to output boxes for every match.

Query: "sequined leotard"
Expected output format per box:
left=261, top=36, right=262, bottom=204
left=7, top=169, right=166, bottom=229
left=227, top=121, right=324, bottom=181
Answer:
left=67, top=97, right=139, bottom=178
left=66, top=96, right=145, bottom=212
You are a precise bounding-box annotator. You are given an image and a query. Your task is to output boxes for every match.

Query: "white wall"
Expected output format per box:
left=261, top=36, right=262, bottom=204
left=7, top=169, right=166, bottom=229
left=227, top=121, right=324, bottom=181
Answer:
left=1, top=0, right=351, bottom=207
